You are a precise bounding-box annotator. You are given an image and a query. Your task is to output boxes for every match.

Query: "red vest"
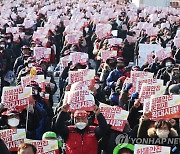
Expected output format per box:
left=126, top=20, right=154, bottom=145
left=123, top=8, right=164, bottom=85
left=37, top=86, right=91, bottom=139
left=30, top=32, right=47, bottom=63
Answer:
left=66, top=126, right=98, bottom=154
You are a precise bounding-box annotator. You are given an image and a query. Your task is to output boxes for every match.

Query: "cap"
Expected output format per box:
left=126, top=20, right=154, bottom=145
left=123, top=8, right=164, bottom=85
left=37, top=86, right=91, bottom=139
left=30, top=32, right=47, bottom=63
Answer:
left=2, top=108, right=20, bottom=116
left=113, top=143, right=134, bottom=154
left=22, top=45, right=30, bottom=50
left=29, top=80, right=39, bottom=87
left=74, top=110, right=88, bottom=118
left=117, top=57, right=124, bottom=63
left=42, top=131, right=57, bottom=140
left=132, top=66, right=140, bottom=71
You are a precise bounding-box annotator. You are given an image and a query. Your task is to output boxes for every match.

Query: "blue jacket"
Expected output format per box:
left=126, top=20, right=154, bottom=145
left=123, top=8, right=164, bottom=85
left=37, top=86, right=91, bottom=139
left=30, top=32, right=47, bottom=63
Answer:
left=106, top=69, right=125, bottom=91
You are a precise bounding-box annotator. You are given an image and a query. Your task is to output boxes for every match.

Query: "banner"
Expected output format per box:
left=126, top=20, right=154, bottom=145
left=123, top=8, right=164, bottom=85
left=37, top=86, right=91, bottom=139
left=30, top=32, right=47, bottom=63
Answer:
left=67, top=90, right=95, bottom=112
left=70, top=80, right=95, bottom=91
left=66, top=34, right=79, bottom=44
left=108, top=38, right=123, bottom=46
left=149, top=95, right=180, bottom=120
left=101, top=50, right=117, bottom=62
left=2, top=86, right=32, bottom=110
left=155, top=47, right=172, bottom=61
left=139, top=83, right=165, bottom=103
left=70, top=52, right=88, bottom=66
left=98, top=103, right=129, bottom=132
left=138, top=44, right=162, bottom=67
left=59, top=55, right=71, bottom=70
left=25, top=140, right=59, bottom=154
left=21, top=75, right=45, bottom=91
left=68, top=69, right=95, bottom=84
left=0, top=129, right=26, bottom=151
left=136, top=78, right=164, bottom=93
left=33, top=47, right=51, bottom=61
left=134, top=144, right=171, bottom=154
left=124, top=71, right=154, bottom=94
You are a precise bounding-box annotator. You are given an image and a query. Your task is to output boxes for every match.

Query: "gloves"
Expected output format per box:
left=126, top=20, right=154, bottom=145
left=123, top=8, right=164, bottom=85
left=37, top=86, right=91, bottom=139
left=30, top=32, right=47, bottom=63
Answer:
left=124, top=83, right=133, bottom=92
left=131, top=92, right=139, bottom=99
left=129, top=92, right=139, bottom=104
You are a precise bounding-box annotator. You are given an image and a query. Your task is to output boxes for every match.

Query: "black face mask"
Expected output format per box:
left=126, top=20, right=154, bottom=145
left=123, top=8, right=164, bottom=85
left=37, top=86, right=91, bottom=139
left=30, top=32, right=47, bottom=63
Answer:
left=109, top=62, right=117, bottom=68
left=117, top=65, right=124, bottom=69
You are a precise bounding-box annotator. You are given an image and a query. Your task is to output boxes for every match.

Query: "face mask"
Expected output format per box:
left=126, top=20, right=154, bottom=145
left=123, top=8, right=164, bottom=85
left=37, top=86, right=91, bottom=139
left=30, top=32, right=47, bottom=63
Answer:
left=8, top=118, right=20, bottom=127
left=109, top=62, right=116, bottom=68
left=94, top=84, right=99, bottom=90
left=32, top=89, right=39, bottom=95
left=0, top=45, right=5, bottom=49
left=156, top=129, right=169, bottom=138
left=28, top=63, right=33, bottom=68
left=7, top=39, right=11, bottom=43
left=165, top=62, right=172, bottom=67
left=85, top=27, right=89, bottom=33
left=75, top=122, right=87, bottom=130
left=117, top=65, right=124, bottom=69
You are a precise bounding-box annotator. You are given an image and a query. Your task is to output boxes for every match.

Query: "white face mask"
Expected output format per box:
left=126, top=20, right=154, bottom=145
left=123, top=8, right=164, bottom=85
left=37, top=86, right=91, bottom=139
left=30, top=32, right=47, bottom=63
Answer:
left=75, top=122, right=87, bottom=130
left=28, top=63, right=33, bottom=68
left=8, top=118, right=20, bottom=127
left=165, top=62, right=172, bottom=67
left=156, top=129, right=169, bottom=138
left=94, top=84, right=99, bottom=90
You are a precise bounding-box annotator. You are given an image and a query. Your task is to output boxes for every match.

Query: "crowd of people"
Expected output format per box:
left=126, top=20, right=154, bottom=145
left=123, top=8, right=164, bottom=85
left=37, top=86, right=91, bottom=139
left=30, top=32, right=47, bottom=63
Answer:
left=0, top=0, right=179, bottom=154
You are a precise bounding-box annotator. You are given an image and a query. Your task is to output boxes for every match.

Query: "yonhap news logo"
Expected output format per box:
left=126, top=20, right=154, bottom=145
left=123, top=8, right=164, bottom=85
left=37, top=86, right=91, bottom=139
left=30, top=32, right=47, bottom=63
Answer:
left=115, top=134, right=180, bottom=145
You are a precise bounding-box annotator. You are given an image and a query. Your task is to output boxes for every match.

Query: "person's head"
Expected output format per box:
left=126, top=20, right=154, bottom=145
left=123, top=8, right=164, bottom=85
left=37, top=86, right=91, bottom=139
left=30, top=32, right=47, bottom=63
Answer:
left=163, top=57, right=175, bottom=67
left=18, top=143, right=37, bottom=154
left=39, top=59, right=48, bottom=72
left=114, top=144, right=134, bottom=154
left=29, top=81, right=41, bottom=99
left=70, top=63, right=87, bottom=71
left=74, top=110, right=88, bottom=130
left=22, top=45, right=31, bottom=57
left=116, top=57, right=125, bottom=70
left=42, top=131, right=63, bottom=148
left=0, top=39, right=6, bottom=49
left=2, top=109, right=20, bottom=128
left=154, top=120, right=172, bottom=138
left=106, top=57, right=117, bottom=69
left=169, top=84, right=180, bottom=94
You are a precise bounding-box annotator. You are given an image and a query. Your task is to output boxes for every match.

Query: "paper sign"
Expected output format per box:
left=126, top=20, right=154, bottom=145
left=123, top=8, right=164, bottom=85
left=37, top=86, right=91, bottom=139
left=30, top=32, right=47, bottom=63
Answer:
left=0, top=129, right=26, bottom=151
left=134, top=144, right=171, bottom=154
left=127, top=71, right=154, bottom=94
left=138, top=44, right=162, bottom=67
left=65, top=34, right=79, bottom=44
left=67, top=90, right=95, bottom=112
left=2, top=86, right=32, bottom=110
left=21, top=75, right=45, bottom=91
left=33, top=47, right=51, bottom=61
left=98, top=103, right=129, bottom=132
left=139, top=83, right=166, bottom=103
left=108, top=38, right=123, bottom=46
left=155, top=47, right=172, bottom=61
left=70, top=80, right=95, bottom=91
left=70, top=52, right=89, bottom=66
left=136, top=78, right=164, bottom=93
left=6, top=27, right=19, bottom=34
left=101, top=50, right=117, bottom=62
left=149, top=95, right=180, bottom=120
left=25, top=140, right=59, bottom=154
left=174, top=38, right=180, bottom=48
left=68, top=69, right=95, bottom=84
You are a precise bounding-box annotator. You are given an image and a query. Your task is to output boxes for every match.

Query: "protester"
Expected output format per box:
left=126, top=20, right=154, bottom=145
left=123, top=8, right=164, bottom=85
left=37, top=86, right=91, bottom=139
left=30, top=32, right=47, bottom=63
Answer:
left=0, top=0, right=179, bottom=153
left=55, top=105, right=108, bottom=154
left=17, top=143, right=37, bottom=154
